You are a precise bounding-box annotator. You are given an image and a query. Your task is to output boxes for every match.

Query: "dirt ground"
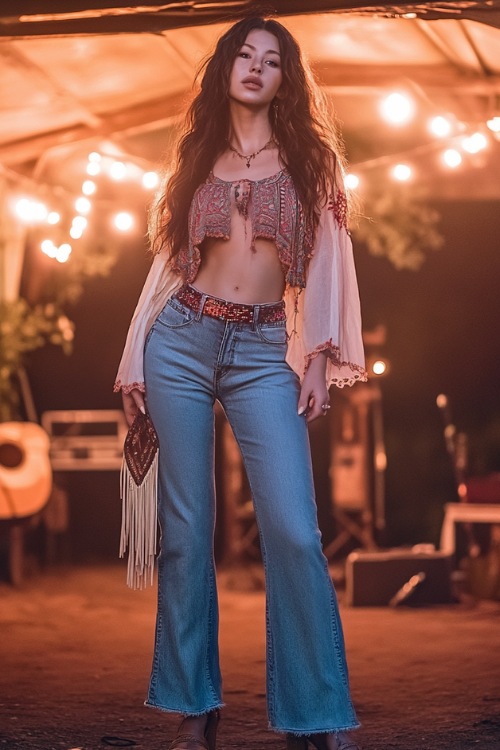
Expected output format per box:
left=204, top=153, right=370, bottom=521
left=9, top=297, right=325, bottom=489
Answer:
left=1, top=563, right=499, bottom=750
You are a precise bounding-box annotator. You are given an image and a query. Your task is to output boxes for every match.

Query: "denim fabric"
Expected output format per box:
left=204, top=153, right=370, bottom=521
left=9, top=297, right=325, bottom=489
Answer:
left=143, top=290, right=359, bottom=733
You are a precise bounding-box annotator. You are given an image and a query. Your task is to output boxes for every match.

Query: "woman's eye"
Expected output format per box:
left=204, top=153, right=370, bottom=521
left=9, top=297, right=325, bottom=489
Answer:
left=238, top=52, right=250, bottom=59
left=265, top=59, right=280, bottom=68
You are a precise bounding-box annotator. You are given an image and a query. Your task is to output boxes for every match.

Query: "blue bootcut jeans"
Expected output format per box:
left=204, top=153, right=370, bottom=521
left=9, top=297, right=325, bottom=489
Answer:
left=143, top=288, right=359, bottom=734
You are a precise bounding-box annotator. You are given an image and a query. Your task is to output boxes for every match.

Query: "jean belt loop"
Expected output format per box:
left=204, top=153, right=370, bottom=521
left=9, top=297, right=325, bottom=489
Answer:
left=252, top=305, right=260, bottom=331
left=196, top=294, right=208, bottom=321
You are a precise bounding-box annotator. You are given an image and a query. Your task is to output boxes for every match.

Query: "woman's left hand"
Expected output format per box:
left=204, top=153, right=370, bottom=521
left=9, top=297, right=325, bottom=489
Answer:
left=298, top=352, right=330, bottom=423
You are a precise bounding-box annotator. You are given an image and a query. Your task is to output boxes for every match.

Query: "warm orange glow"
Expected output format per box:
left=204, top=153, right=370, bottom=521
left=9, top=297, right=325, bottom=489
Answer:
left=142, top=171, right=160, bottom=189
left=442, top=149, right=462, bottom=168
left=113, top=211, right=134, bottom=231
left=86, top=161, right=101, bottom=176
left=110, top=161, right=127, bottom=181
left=15, top=197, right=48, bottom=223
left=82, top=180, right=96, bottom=195
left=392, top=164, right=412, bottom=181
left=75, top=197, right=91, bottom=214
left=436, top=394, right=448, bottom=409
left=47, top=211, right=61, bottom=225
left=379, top=92, right=415, bottom=126
left=429, top=116, right=452, bottom=138
left=486, top=116, right=500, bottom=133
left=345, top=173, right=359, bottom=190
left=461, top=132, right=488, bottom=154
left=372, top=360, right=387, bottom=376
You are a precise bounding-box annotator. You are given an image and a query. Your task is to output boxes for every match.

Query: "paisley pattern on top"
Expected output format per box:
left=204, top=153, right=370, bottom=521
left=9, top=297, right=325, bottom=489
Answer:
left=173, top=170, right=315, bottom=289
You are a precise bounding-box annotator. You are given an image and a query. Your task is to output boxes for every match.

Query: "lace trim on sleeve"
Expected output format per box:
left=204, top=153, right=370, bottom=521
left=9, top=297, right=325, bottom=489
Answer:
left=113, top=380, right=146, bottom=395
left=305, top=340, right=368, bottom=388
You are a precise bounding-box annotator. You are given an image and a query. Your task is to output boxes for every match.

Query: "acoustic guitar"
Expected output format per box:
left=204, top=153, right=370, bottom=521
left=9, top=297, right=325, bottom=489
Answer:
left=0, top=421, right=52, bottom=520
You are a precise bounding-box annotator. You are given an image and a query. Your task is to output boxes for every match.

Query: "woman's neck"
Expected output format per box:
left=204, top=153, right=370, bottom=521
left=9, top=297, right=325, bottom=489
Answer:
left=228, top=102, right=273, bottom=153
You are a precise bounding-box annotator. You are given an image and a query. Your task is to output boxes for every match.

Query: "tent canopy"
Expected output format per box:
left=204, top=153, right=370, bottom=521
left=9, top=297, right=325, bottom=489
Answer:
left=1, top=1, right=499, bottom=198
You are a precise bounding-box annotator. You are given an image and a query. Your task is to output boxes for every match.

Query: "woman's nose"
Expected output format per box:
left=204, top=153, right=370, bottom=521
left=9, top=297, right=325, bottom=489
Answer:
left=250, top=60, right=262, bottom=73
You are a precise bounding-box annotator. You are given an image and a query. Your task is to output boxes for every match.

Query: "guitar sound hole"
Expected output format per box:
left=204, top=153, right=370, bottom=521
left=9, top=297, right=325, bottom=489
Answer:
left=0, top=442, right=24, bottom=469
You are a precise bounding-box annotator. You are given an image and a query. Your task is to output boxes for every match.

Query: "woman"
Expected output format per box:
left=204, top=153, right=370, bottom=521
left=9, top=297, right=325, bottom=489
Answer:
left=115, top=16, right=366, bottom=750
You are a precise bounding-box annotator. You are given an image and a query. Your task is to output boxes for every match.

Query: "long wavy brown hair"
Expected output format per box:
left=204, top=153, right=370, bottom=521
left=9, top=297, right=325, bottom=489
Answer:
left=149, top=16, right=347, bottom=261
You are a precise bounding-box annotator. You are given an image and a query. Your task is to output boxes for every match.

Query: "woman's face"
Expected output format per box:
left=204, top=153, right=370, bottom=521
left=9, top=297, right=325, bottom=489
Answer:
left=228, top=29, right=282, bottom=108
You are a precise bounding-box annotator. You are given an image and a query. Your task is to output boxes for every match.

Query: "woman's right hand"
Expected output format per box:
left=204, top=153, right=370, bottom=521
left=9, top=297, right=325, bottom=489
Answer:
left=122, top=388, right=146, bottom=427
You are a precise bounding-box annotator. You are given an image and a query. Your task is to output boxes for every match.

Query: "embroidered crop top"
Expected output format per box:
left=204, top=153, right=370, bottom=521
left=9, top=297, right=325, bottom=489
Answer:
left=114, top=169, right=367, bottom=394
left=173, top=170, right=314, bottom=289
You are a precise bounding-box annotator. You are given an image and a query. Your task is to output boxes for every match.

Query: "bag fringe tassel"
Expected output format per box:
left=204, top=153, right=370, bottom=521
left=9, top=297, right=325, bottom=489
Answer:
left=119, top=451, right=158, bottom=589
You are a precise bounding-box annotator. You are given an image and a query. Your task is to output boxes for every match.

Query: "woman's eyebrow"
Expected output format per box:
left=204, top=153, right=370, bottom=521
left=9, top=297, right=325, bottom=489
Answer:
left=241, top=42, right=280, bottom=56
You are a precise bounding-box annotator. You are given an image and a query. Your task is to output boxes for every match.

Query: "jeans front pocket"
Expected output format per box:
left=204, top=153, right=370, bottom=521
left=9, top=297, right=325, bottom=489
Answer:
left=157, top=297, right=196, bottom=329
left=257, top=322, right=288, bottom=345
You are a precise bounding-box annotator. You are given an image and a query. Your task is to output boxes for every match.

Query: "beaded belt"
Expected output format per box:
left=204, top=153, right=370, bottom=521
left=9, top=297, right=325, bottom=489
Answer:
left=175, top=285, right=286, bottom=324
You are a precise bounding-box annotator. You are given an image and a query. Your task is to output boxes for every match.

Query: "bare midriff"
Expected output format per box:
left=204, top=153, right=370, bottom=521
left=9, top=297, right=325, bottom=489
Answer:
left=193, top=198, right=286, bottom=306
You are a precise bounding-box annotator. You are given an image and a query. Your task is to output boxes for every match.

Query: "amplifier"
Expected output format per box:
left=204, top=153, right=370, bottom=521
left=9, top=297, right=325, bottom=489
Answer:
left=345, top=548, right=453, bottom=606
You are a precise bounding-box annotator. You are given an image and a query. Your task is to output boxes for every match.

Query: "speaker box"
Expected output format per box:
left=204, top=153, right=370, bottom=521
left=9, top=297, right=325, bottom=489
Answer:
left=345, top=548, right=453, bottom=606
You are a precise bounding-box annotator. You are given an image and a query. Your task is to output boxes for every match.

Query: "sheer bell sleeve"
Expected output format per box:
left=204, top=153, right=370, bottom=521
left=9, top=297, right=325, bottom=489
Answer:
left=285, top=183, right=367, bottom=389
left=114, top=249, right=182, bottom=394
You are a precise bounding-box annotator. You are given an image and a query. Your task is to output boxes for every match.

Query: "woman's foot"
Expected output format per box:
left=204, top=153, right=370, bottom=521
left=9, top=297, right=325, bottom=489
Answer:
left=170, top=710, right=220, bottom=750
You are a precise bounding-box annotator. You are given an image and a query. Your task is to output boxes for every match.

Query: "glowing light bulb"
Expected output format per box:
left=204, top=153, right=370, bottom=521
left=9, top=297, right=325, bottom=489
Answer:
left=47, top=211, right=61, bottom=225
left=142, top=171, right=160, bottom=190
left=55, top=243, right=72, bottom=263
left=88, top=152, right=101, bottom=163
left=15, top=198, right=48, bottom=223
left=486, top=116, right=500, bottom=133
left=114, top=212, right=134, bottom=231
left=442, top=149, right=462, bottom=168
left=41, top=239, right=56, bottom=257
left=345, top=173, right=359, bottom=190
left=429, top=116, right=452, bottom=138
left=110, top=161, right=127, bottom=180
left=392, top=164, right=412, bottom=181
left=72, top=216, right=88, bottom=231
left=86, top=161, right=101, bottom=176
left=82, top=180, right=96, bottom=196
left=75, top=197, right=91, bottom=214
left=379, top=92, right=415, bottom=125
left=462, top=132, right=488, bottom=154
left=372, top=360, right=387, bottom=376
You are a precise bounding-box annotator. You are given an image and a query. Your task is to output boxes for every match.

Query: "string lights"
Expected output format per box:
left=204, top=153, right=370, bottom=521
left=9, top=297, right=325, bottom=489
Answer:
left=9, top=85, right=498, bottom=260
left=10, top=149, right=159, bottom=264
left=343, top=89, right=495, bottom=195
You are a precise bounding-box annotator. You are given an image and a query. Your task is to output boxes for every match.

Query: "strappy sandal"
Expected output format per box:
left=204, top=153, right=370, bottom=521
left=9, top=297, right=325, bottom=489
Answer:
left=170, top=710, right=220, bottom=750
left=286, top=732, right=360, bottom=750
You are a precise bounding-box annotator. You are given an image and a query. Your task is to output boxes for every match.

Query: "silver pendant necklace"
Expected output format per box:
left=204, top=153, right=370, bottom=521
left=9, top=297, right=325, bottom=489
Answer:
left=228, top=138, right=274, bottom=168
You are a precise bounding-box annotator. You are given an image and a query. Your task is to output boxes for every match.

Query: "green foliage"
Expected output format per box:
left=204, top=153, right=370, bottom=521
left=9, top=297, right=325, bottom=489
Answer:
left=352, top=183, right=443, bottom=270
left=0, top=299, right=74, bottom=421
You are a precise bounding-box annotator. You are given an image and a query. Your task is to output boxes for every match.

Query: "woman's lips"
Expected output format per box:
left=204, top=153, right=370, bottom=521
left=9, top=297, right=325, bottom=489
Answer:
left=242, top=77, right=263, bottom=88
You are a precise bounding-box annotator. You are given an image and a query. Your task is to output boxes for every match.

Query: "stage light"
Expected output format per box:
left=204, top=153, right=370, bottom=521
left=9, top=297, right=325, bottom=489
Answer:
left=379, top=92, right=415, bottom=126
left=345, top=173, right=359, bottom=190
left=82, top=180, right=96, bottom=196
left=429, top=116, right=452, bottom=138
left=110, top=161, right=127, bottom=181
left=392, top=164, right=412, bottom=181
left=461, top=132, right=488, bottom=154
left=442, top=149, right=462, bottom=168
left=114, top=211, right=134, bottom=231
left=142, top=171, right=160, bottom=190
